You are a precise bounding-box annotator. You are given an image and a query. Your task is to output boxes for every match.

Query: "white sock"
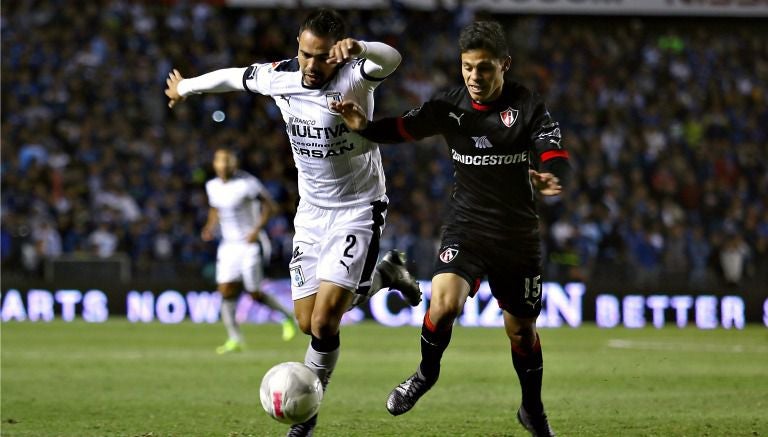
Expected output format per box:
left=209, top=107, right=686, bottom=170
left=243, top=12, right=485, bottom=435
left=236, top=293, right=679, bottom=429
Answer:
left=221, top=297, right=242, bottom=342
left=304, top=341, right=340, bottom=391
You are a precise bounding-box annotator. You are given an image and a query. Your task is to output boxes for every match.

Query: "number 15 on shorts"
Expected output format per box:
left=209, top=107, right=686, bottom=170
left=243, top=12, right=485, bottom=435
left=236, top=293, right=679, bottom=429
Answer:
left=523, top=275, right=542, bottom=308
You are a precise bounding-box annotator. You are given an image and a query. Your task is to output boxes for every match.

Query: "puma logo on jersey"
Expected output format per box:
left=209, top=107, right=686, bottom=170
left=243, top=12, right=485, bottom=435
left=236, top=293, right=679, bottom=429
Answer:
left=471, top=136, right=493, bottom=149
left=339, top=259, right=350, bottom=274
left=448, top=112, right=464, bottom=126
left=525, top=298, right=539, bottom=309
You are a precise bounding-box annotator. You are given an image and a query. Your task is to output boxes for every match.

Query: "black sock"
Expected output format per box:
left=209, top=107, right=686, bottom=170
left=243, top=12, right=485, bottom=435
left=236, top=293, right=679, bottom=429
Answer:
left=511, top=333, right=544, bottom=415
left=310, top=333, right=340, bottom=352
left=418, top=312, right=452, bottom=382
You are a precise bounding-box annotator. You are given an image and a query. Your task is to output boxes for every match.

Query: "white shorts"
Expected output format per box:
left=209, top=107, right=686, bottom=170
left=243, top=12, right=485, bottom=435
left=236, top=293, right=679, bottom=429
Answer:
left=216, top=233, right=272, bottom=292
left=289, top=197, right=387, bottom=300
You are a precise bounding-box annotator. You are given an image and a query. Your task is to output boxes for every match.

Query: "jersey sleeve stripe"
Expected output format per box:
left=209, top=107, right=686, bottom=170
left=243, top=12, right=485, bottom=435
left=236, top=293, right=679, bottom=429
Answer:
left=396, top=117, right=415, bottom=142
left=540, top=150, right=569, bottom=162
left=242, top=66, right=256, bottom=94
left=359, top=59, right=389, bottom=82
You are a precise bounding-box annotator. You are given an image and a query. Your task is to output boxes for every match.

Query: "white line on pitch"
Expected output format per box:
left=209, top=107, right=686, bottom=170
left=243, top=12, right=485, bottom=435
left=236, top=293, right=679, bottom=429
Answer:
left=607, top=339, right=768, bottom=354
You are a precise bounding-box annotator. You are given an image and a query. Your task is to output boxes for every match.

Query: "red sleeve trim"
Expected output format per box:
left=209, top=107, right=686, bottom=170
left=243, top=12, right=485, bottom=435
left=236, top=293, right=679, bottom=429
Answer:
left=396, top=117, right=415, bottom=142
left=540, top=150, right=569, bottom=162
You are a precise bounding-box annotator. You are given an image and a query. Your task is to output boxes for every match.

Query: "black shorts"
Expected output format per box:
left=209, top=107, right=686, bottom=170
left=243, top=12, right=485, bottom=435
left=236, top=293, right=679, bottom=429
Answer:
left=432, top=231, right=543, bottom=318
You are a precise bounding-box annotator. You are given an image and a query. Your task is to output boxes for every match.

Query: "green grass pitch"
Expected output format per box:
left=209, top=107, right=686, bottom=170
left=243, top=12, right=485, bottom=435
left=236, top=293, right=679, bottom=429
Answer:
left=2, top=320, right=766, bottom=436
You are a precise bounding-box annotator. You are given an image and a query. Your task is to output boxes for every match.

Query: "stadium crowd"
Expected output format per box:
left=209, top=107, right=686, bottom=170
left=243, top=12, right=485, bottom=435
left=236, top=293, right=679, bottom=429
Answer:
left=2, top=1, right=767, bottom=291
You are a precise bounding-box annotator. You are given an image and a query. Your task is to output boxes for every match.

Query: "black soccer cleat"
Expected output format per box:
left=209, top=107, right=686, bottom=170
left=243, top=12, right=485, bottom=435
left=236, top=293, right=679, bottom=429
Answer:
left=286, top=414, right=317, bottom=437
left=377, top=250, right=422, bottom=306
left=517, top=406, right=556, bottom=437
left=386, top=371, right=435, bottom=416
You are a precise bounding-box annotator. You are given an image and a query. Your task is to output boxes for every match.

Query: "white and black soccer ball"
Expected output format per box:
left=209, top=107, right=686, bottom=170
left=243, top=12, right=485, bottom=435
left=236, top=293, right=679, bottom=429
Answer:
left=259, top=362, right=323, bottom=425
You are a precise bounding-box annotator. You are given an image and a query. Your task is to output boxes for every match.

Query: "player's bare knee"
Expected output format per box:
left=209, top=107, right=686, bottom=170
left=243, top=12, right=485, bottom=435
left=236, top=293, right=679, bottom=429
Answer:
left=507, top=324, right=537, bottom=349
left=218, top=283, right=239, bottom=299
left=294, top=309, right=313, bottom=335
left=310, top=312, right=340, bottom=339
left=297, top=317, right=313, bottom=335
left=429, top=302, right=461, bottom=328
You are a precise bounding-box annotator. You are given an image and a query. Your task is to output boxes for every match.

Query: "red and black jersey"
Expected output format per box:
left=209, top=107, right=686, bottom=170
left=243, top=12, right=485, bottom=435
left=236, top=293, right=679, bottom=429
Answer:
left=360, top=81, right=571, bottom=240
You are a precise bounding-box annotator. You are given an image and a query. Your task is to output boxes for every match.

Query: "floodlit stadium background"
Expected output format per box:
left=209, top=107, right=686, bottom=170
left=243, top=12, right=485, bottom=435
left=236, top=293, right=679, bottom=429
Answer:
left=2, top=0, right=767, bottom=328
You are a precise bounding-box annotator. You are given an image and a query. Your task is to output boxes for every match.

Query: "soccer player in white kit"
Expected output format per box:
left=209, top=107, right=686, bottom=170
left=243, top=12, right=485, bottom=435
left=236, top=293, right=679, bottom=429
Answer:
left=165, top=9, right=421, bottom=436
left=202, top=147, right=297, bottom=354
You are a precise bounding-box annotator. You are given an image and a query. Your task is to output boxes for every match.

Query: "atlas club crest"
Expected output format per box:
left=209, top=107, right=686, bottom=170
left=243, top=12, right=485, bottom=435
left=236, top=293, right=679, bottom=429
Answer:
left=500, top=107, right=519, bottom=127
left=439, top=247, right=459, bottom=263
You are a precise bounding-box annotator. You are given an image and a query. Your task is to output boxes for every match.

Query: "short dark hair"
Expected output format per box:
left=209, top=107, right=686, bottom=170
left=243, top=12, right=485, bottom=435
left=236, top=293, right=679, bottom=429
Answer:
left=214, top=147, right=237, bottom=159
left=299, top=9, right=346, bottom=42
left=459, top=21, right=509, bottom=59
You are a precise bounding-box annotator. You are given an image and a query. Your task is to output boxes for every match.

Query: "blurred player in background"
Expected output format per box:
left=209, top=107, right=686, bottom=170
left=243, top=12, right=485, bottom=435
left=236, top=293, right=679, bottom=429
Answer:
left=166, top=9, right=421, bottom=436
left=202, top=147, right=297, bottom=354
left=332, top=21, right=570, bottom=437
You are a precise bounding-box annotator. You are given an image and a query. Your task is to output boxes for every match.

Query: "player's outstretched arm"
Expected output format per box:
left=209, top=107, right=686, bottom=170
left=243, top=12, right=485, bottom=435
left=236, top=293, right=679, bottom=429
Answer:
left=331, top=98, right=435, bottom=144
left=530, top=97, right=571, bottom=191
left=165, top=69, right=186, bottom=108
left=165, top=67, right=248, bottom=109
left=331, top=100, right=369, bottom=131
left=327, top=38, right=366, bottom=64
left=331, top=100, right=403, bottom=144
left=326, top=39, right=401, bottom=79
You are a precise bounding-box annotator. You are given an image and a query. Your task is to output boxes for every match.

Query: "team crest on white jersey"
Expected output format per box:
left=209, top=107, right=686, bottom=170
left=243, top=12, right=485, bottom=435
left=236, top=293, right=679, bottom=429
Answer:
left=290, top=265, right=305, bottom=287
left=326, top=92, right=342, bottom=114
left=439, top=247, right=459, bottom=263
left=500, top=107, right=519, bottom=127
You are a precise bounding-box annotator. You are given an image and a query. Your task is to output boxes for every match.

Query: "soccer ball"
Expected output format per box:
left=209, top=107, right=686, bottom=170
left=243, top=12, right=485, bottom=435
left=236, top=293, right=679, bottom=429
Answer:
left=260, top=362, right=323, bottom=424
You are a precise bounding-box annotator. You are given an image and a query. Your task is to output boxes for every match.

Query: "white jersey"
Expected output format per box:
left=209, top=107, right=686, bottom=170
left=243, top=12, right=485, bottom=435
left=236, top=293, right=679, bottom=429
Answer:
left=242, top=57, right=387, bottom=208
left=205, top=170, right=265, bottom=243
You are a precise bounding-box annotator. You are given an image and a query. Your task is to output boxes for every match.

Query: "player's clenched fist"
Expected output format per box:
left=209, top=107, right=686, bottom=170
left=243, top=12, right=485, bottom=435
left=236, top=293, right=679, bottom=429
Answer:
left=327, top=38, right=364, bottom=64
left=165, top=69, right=186, bottom=108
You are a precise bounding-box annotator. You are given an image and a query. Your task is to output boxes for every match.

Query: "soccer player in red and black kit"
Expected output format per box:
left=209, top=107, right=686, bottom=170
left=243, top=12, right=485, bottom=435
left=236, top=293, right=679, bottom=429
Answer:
left=331, top=21, right=569, bottom=436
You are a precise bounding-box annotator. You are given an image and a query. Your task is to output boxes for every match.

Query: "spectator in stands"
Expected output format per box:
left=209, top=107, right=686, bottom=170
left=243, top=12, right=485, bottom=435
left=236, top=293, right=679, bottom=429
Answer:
left=1, top=2, right=765, bottom=292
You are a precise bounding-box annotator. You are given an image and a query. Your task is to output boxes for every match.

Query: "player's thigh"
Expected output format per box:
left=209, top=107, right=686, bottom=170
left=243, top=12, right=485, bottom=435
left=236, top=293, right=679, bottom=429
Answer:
left=310, top=280, right=354, bottom=337
left=289, top=206, right=323, bottom=301
left=431, top=240, right=486, bottom=321
left=316, top=202, right=384, bottom=292
left=216, top=242, right=246, bottom=290
left=430, top=273, right=472, bottom=324
left=487, top=249, right=543, bottom=320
